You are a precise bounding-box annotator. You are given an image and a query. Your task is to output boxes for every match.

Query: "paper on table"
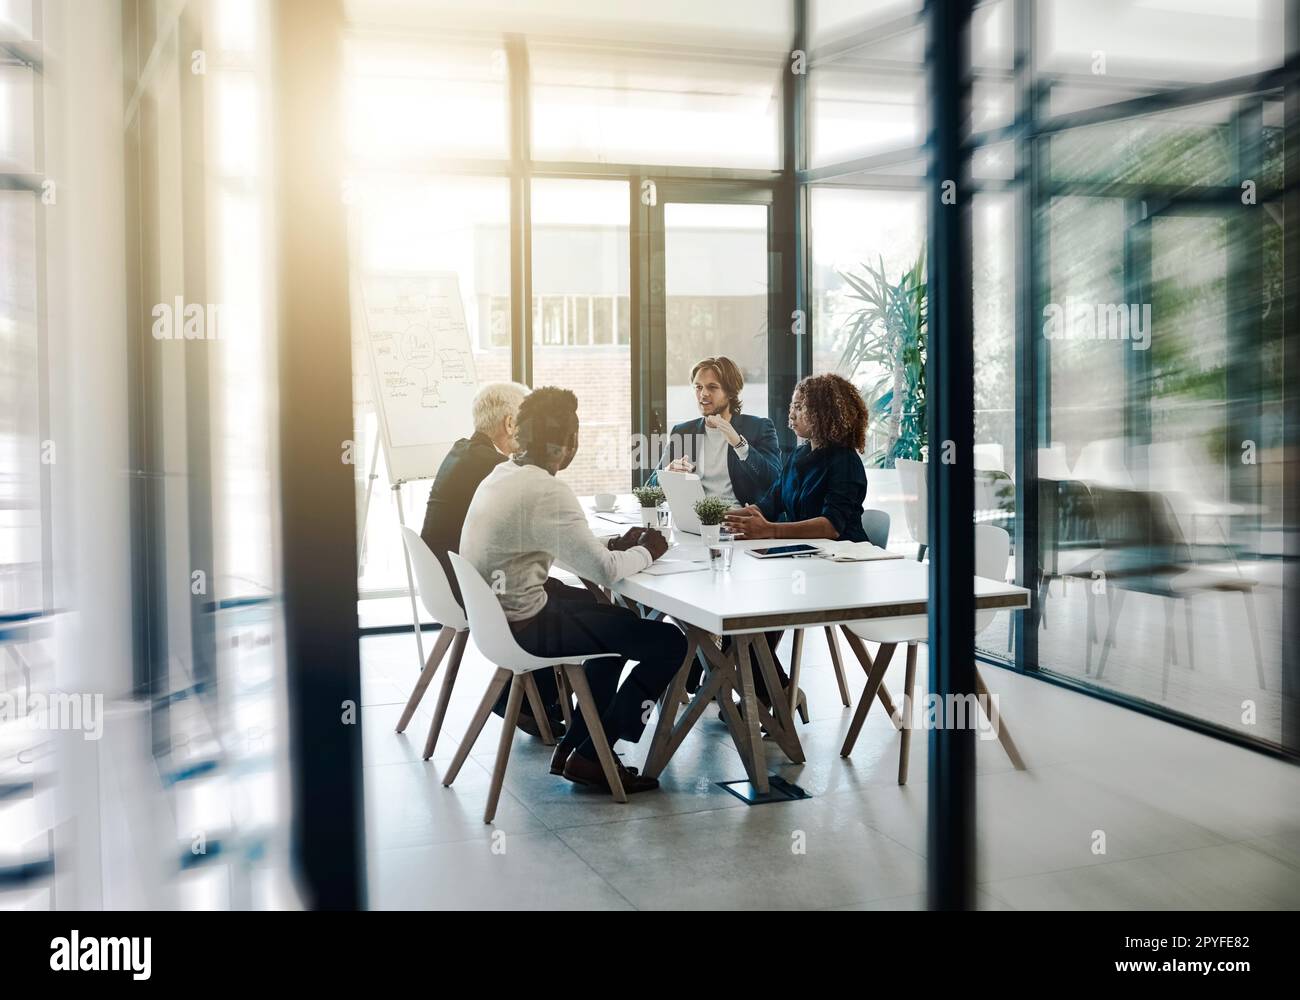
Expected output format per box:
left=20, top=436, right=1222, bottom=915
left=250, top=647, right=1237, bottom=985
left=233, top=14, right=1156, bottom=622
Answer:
left=639, top=561, right=709, bottom=576
left=660, top=544, right=709, bottom=563
left=816, top=541, right=906, bottom=562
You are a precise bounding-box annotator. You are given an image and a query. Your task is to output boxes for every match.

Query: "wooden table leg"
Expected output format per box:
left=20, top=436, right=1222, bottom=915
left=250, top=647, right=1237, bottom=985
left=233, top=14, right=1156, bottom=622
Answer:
left=688, top=627, right=764, bottom=789
left=750, top=633, right=805, bottom=764
left=839, top=641, right=897, bottom=757
left=825, top=626, right=851, bottom=707
left=787, top=629, right=805, bottom=721
left=732, top=636, right=770, bottom=794
left=840, top=625, right=901, bottom=731
left=643, top=637, right=696, bottom=777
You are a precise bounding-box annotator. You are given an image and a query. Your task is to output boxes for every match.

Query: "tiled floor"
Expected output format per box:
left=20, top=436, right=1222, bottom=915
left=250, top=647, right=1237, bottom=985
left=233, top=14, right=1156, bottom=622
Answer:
left=361, top=627, right=1300, bottom=911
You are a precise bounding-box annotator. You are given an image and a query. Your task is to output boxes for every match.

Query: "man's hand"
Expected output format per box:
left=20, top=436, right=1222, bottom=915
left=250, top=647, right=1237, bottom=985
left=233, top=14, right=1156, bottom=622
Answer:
left=704, top=414, right=742, bottom=447
left=607, top=527, right=645, bottom=552
left=638, top=529, right=670, bottom=560
left=666, top=456, right=695, bottom=473
left=723, top=504, right=776, bottom=539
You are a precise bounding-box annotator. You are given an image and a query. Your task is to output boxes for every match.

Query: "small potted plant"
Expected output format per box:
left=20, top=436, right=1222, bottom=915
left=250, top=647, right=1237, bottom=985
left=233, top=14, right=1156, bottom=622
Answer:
left=693, top=497, right=730, bottom=546
left=632, top=485, right=665, bottom=528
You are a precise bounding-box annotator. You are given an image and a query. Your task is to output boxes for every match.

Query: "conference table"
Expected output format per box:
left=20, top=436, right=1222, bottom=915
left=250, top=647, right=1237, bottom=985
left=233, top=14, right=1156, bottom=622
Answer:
left=576, top=498, right=1032, bottom=795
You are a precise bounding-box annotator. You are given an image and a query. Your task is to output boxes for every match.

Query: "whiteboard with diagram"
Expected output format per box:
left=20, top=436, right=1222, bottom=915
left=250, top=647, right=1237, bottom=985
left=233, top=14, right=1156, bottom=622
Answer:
left=353, top=271, right=479, bottom=485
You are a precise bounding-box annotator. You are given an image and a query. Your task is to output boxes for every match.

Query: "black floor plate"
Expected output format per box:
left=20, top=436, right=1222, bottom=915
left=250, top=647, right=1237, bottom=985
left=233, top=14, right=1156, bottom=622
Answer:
left=717, top=775, right=811, bottom=805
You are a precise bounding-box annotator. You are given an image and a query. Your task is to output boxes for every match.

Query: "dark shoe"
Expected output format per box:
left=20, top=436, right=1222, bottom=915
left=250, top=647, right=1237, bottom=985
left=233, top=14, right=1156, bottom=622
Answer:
left=516, top=707, right=567, bottom=740
left=562, top=752, right=657, bottom=794
left=549, top=744, right=572, bottom=775
left=515, top=710, right=542, bottom=739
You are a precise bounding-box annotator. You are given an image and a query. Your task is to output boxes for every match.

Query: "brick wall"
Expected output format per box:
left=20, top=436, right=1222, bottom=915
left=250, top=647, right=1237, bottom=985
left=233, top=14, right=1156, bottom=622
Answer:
left=474, top=345, right=633, bottom=497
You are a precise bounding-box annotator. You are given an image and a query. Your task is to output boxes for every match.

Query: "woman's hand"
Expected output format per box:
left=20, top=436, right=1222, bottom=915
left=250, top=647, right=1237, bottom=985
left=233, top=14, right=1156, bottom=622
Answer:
left=724, top=504, right=777, bottom=540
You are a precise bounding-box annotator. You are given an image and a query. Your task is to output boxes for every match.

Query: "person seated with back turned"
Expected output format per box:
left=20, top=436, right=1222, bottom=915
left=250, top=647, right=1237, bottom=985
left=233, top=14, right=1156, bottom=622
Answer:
left=417, top=380, right=562, bottom=737
left=724, top=372, right=870, bottom=710
left=460, top=387, right=687, bottom=794
left=648, top=355, right=781, bottom=508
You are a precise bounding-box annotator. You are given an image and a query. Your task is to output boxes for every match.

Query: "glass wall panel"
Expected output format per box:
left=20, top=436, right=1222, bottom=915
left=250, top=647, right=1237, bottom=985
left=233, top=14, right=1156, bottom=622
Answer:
left=531, top=178, right=631, bottom=497
left=809, top=186, right=923, bottom=548
left=348, top=174, right=510, bottom=607
left=530, top=45, right=781, bottom=169
left=664, top=202, right=770, bottom=425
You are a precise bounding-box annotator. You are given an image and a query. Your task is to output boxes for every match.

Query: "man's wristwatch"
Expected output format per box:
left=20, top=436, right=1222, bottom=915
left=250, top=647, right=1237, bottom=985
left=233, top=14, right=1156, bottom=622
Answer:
left=733, top=434, right=747, bottom=450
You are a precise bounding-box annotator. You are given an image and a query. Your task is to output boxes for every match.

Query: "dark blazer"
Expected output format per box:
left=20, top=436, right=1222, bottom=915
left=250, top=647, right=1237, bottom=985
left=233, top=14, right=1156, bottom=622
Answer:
left=755, top=443, right=868, bottom=542
left=648, top=412, right=781, bottom=506
left=419, top=431, right=505, bottom=602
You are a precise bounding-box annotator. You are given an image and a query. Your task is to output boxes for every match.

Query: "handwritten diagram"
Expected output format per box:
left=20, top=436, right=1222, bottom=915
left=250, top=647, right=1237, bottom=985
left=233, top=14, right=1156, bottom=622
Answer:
left=359, top=273, right=478, bottom=460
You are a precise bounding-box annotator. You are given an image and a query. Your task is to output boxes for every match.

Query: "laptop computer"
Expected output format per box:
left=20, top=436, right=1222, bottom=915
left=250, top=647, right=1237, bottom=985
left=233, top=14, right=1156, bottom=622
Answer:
left=658, top=470, right=708, bottom=534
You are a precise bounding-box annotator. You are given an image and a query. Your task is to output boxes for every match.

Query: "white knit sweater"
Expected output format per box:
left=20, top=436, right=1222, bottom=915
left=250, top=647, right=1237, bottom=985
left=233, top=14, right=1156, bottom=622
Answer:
left=460, top=461, right=652, bottom=621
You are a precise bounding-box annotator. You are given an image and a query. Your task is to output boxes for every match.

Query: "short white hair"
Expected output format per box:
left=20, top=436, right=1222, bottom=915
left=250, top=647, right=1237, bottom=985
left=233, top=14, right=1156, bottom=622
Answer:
left=472, top=381, right=529, bottom=436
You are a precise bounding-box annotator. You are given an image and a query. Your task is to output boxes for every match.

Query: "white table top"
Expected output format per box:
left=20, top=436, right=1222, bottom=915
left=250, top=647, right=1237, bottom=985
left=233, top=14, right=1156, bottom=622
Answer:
left=577, top=495, right=1030, bottom=636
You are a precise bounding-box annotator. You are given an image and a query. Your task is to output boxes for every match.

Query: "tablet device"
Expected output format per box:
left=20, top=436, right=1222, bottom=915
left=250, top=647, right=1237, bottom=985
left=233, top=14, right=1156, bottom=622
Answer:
left=746, top=544, right=821, bottom=559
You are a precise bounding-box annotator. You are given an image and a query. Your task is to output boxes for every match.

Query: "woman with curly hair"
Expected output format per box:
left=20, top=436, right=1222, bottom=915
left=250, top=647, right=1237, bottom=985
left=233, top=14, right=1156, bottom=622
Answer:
left=724, top=373, right=869, bottom=714
left=725, top=372, right=869, bottom=544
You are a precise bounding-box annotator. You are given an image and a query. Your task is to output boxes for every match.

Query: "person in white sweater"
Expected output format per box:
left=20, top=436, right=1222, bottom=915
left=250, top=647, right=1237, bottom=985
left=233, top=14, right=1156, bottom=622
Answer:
left=460, top=388, right=686, bottom=794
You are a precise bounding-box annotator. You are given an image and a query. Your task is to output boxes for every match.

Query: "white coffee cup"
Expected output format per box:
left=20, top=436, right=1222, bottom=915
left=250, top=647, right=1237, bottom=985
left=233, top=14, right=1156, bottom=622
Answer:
left=593, top=493, right=617, bottom=512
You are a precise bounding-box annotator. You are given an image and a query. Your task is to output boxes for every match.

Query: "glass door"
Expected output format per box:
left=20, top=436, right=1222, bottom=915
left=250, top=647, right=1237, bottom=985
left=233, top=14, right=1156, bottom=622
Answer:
left=638, top=184, right=775, bottom=478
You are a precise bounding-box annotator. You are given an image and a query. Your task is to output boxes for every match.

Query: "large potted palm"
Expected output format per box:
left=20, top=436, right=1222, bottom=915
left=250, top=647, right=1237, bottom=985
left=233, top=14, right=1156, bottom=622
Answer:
left=834, top=251, right=927, bottom=468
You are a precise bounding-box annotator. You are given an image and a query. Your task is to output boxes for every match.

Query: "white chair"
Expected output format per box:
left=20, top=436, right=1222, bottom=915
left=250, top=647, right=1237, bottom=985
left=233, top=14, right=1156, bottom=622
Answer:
left=1037, top=443, right=1072, bottom=481
left=397, top=527, right=473, bottom=760
left=839, top=524, right=1025, bottom=784
left=445, top=552, right=627, bottom=822
left=895, top=458, right=928, bottom=561
left=810, top=509, right=892, bottom=710
left=973, top=443, right=1005, bottom=473
left=1073, top=437, right=1134, bottom=489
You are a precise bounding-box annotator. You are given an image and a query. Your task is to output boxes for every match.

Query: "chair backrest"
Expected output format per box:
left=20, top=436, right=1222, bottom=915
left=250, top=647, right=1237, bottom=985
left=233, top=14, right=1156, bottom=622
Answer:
left=974, top=523, right=1011, bottom=635
left=449, top=551, right=594, bottom=674
left=861, top=508, right=891, bottom=549
left=895, top=458, right=928, bottom=546
left=973, top=443, right=1005, bottom=473
left=400, top=527, right=467, bottom=631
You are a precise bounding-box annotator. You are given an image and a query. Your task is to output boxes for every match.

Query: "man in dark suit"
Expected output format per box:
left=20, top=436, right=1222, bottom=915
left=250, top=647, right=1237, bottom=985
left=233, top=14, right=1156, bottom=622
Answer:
left=648, top=356, right=781, bottom=508
left=418, top=381, right=564, bottom=736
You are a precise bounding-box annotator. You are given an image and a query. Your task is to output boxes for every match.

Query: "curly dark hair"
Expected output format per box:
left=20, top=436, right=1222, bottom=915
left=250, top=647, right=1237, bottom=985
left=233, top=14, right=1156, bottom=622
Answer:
left=515, top=386, right=579, bottom=459
left=796, top=373, right=868, bottom=452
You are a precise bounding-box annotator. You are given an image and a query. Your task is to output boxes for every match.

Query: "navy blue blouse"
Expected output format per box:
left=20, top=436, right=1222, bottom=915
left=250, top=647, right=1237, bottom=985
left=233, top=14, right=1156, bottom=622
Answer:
left=755, top=443, right=868, bottom=542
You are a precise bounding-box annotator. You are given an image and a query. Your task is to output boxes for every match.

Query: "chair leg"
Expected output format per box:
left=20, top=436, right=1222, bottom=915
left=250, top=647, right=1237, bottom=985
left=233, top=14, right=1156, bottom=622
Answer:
left=562, top=664, right=627, bottom=803
left=1166, top=598, right=1178, bottom=667
left=974, top=668, right=1025, bottom=770
left=1183, top=597, right=1195, bottom=672
left=1162, top=599, right=1174, bottom=700
left=484, top=675, right=525, bottom=823
left=522, top=672, right=556, bottom=746
left=395, top=626, right=456, bottom=733
left=840, top=642, right=897, bottom=757
left=825, top=626, right=851, bottom=707
left=1084, top=584, right=1096, bottom=676
left=443, top=667, right=511, bottom=787
left=897, top=642, right=918, bottom=785
left=917, top=543, right=927, bottom=562
left=1243, top=590, right=1266, bottom=690
left=1096, top=587, right=1125, bottom=680
left=424, top=629, right=468, bottom=760
left=554, top=666, right=573, bottom=726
